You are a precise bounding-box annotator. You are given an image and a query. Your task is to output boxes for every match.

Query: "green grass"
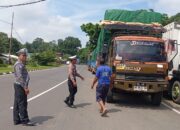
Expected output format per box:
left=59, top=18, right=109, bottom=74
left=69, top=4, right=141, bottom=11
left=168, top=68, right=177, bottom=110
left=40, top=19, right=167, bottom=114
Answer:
left=0, top=65, right=60, bottom=74
left=0, top=66, right=13, bottom=73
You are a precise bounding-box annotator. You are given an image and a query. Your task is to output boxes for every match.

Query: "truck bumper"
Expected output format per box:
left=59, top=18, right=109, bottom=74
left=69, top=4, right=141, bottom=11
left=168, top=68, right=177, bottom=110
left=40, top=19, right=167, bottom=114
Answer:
left=113, top=80, right=168, bottom=93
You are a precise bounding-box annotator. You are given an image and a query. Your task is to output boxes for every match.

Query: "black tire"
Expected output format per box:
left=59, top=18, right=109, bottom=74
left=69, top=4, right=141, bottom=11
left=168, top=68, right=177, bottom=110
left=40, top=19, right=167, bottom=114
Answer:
left=151, top=92, right=162, bottom=106
left=107, top=89, right=114, bottom=103
left=171, top=81, right=180, bottom=104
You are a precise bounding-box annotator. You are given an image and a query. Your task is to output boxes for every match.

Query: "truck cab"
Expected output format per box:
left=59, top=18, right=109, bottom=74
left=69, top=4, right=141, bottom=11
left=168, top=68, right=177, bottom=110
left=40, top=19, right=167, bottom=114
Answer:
left=163, top=22, right=180, bottom=104
left=107, top=35, right=168, bottom=105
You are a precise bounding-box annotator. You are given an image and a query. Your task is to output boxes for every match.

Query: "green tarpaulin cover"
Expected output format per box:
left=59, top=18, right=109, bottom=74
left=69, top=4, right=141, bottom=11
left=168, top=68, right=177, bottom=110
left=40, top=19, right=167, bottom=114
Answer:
left=104, top=9, right=164, bottom=24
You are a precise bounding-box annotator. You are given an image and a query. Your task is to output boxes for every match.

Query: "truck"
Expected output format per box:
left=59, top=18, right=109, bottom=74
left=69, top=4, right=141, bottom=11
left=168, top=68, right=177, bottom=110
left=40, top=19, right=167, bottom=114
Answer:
left=163, top=22, right=180, bottom=104
left=94, top=9, right=169, bottom=106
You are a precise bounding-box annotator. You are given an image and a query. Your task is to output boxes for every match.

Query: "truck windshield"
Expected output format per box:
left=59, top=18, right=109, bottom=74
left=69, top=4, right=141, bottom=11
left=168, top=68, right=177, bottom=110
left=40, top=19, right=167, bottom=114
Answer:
left=115, top=40, right=166, bottom=62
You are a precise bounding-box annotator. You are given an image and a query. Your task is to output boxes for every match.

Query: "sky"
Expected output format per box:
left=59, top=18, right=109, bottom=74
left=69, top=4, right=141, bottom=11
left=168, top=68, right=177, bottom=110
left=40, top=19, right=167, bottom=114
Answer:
left=0, top=0, right=180, bottom=48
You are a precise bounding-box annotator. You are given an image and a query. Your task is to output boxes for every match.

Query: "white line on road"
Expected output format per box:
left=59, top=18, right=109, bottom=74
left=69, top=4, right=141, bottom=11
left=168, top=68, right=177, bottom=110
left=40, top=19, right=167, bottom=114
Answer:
left=162, top=102, right=180, bottom=115
left=10, top=79, right=68, bottom=110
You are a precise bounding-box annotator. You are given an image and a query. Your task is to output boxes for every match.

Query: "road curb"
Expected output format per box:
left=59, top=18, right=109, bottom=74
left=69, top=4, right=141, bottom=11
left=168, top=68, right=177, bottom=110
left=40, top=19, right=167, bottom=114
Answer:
left=0, top=72, right=13, bottom=75
left=0, top=65, right=64, bottom=76
left=0, top=69, right=43, bottom=76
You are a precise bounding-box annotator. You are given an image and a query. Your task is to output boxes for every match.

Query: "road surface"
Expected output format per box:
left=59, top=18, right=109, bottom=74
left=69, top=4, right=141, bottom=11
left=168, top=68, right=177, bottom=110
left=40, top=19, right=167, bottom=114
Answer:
left=0, top=65, right=180, bottom=130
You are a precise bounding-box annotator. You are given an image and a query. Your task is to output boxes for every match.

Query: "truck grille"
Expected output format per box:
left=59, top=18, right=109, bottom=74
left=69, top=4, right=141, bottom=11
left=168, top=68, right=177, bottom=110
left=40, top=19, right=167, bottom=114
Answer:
left=125, top=75, right=164, bottom=82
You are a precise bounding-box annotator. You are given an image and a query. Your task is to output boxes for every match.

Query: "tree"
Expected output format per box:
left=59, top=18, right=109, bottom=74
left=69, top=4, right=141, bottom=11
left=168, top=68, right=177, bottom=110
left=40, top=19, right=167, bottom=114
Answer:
left=31, top=37, right=45, bottom=53
left=31, top=50, right=56, bottom=66
left=62, top=36, right=81, bottom=55
left=24, top=42, right=33, bottom=53
left=0, top=32, right=9, bottom=53
left=57, top=38, right=64, bottom=53
left=77, top=47, right=89, bottom=63
left=25, top=38, right=58, bottom=53
left=11, top=38, right=22, bottom=54
left=167, top=13, right=180, bottom=24
left=0, top=32, right=22, bottom=54
left=81, top=23, right=101, bottom=51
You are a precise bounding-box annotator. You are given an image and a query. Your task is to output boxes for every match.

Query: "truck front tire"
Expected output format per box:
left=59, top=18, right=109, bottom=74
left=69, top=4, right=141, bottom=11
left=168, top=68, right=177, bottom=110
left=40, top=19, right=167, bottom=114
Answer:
left=171, top=81, right=180, bottom=104
left=151, top=92, right=162, bottom=106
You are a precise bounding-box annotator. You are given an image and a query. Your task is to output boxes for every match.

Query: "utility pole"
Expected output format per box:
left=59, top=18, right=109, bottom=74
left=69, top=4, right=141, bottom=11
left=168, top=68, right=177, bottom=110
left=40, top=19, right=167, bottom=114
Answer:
left=9, top=12, right=14, bottom=64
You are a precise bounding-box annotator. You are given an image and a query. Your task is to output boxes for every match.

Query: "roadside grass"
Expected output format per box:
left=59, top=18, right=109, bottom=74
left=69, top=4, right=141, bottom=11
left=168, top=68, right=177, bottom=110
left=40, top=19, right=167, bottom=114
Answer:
left=0, top=66, right=13, bottom=73
left=0, top=65, right=61, bottom=74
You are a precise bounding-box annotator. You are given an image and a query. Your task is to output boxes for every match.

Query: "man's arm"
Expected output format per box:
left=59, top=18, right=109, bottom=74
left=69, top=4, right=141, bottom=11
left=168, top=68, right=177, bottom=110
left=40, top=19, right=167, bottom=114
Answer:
left=68, top=64, right=76, bottom=85
left=75, top=72, right=84, bottom=80
left=91, top=77, right=98, bottom=89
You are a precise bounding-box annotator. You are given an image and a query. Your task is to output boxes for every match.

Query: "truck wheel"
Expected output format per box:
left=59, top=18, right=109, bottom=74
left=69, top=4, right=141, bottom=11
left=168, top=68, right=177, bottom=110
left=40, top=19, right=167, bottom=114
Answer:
left=171, top=81, right=180, bottom=104
left=151, top=92, right=162, bottom=106
left=107, top=89, right=114, bottom=103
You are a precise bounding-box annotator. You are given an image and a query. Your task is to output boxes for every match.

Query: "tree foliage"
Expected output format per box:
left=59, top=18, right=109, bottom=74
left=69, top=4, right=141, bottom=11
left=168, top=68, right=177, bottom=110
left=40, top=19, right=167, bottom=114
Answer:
left=31, top=50, right=56, bottom=66
left=0, top=32, right=22, bottom=54
left=57, top=36, right=81, bottom=55
left=166, top=13, right=180, bottom=25
left=77, top=48, right=90, bottom=63
left=25, top=38, right=58, bottom=53
left=81, top=23, right=101, bottom=51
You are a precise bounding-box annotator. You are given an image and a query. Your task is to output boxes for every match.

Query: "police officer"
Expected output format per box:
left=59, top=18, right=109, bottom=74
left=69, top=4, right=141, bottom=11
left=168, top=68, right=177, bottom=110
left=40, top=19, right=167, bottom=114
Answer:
left=64, top=55, right=84, bottom=108
left=13, top=48, right=35, bottom=126
left=91, top=58, right=112, bottom=116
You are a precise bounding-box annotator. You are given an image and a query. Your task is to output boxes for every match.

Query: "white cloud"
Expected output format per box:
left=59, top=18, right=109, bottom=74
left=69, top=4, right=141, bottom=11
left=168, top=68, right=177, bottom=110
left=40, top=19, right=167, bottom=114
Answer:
left=148, top=0, right=180, bottom=16
left=1, top=0, right=179, bottom=48
left=0, top=0, right=78, bottom=44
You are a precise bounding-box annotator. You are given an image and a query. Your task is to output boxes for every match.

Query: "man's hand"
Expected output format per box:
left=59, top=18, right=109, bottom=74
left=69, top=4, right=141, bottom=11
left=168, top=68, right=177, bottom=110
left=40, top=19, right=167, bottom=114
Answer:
left=91, top=84, right=94, bottom=89
left=81, top=76, right=85, bottom=81
left=24, top=88, right=30, bottom=95
left=73, top=81, right=77, bottom=87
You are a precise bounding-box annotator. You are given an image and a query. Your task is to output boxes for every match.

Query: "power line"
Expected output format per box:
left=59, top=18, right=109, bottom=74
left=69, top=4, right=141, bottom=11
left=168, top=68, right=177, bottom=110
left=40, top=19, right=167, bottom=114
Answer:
left=0, top=19, right=11, bottom=24
left=0, top=18, right=24, bottom=43
left=13, top=28, right=25, bottom=43
left=0, top=0, right=46, bottom=8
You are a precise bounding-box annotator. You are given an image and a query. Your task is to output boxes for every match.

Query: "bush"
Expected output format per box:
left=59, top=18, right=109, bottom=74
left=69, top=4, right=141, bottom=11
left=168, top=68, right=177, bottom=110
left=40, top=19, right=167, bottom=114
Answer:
left=0, top=64, right=8, bottom=67
left=31, top=51, right=56, bottom=66
left=0, top=59, right=3, bottom=64
left=28, top=59, right=39, bottom=67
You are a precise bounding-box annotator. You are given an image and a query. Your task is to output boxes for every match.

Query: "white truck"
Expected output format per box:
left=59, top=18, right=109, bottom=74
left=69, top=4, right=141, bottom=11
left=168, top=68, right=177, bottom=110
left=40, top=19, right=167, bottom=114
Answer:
left=163, top=22, right=180, bottom=104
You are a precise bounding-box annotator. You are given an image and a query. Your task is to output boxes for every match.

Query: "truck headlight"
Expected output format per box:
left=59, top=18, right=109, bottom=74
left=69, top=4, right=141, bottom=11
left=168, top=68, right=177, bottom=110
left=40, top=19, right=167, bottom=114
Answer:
left=157, top=64, right=163, bottom=68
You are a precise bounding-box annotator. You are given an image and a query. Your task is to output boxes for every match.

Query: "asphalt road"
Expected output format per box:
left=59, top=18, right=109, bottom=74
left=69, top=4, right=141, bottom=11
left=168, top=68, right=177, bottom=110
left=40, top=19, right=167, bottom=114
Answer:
left=0, top=65, right=180, bottom=130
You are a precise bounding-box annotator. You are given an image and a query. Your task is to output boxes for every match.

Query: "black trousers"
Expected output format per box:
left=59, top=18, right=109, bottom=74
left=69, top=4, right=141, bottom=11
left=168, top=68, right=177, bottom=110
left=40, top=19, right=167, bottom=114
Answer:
left=65, top=79, right=77, bottom=105
left=13, top=83, right=29, bottom=123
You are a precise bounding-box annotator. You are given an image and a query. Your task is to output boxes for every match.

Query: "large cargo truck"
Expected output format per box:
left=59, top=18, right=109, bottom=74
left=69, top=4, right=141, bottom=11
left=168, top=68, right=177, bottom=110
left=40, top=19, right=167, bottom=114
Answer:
left=95, top=10, right=169, bottom=106
left=163, top=22, right=180, bottom=104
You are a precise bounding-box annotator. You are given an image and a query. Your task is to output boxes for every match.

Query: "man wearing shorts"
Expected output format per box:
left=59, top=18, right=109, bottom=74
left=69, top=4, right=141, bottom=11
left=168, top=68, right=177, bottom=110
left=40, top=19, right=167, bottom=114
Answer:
left=91, top=58, right=112, bottom=116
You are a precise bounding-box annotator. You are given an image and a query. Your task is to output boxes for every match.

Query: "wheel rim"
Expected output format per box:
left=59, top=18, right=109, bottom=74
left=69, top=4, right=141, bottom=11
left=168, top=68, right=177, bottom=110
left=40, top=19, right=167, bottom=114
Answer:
left=172, top=84, right=180, bottom=100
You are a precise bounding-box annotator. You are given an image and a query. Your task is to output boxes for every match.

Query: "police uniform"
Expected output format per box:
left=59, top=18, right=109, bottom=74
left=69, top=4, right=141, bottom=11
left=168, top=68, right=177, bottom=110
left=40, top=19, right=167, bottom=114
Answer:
left=13, top=48, right=30, bottom=125
left=64, top=55, right=81, bottom=107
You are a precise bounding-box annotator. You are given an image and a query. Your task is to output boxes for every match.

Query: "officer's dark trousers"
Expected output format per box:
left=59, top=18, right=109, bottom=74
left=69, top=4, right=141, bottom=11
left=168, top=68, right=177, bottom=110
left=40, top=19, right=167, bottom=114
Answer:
left=66, top=79, right=77, bottom=105
left=13, top=83, right=29, bottom=123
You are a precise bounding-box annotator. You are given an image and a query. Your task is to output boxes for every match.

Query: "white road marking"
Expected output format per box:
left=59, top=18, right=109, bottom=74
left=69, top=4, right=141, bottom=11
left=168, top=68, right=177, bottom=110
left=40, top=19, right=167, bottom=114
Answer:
left=162, top=102, right=180, bottom=115
left=10, top=79, right=68, bottom=110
